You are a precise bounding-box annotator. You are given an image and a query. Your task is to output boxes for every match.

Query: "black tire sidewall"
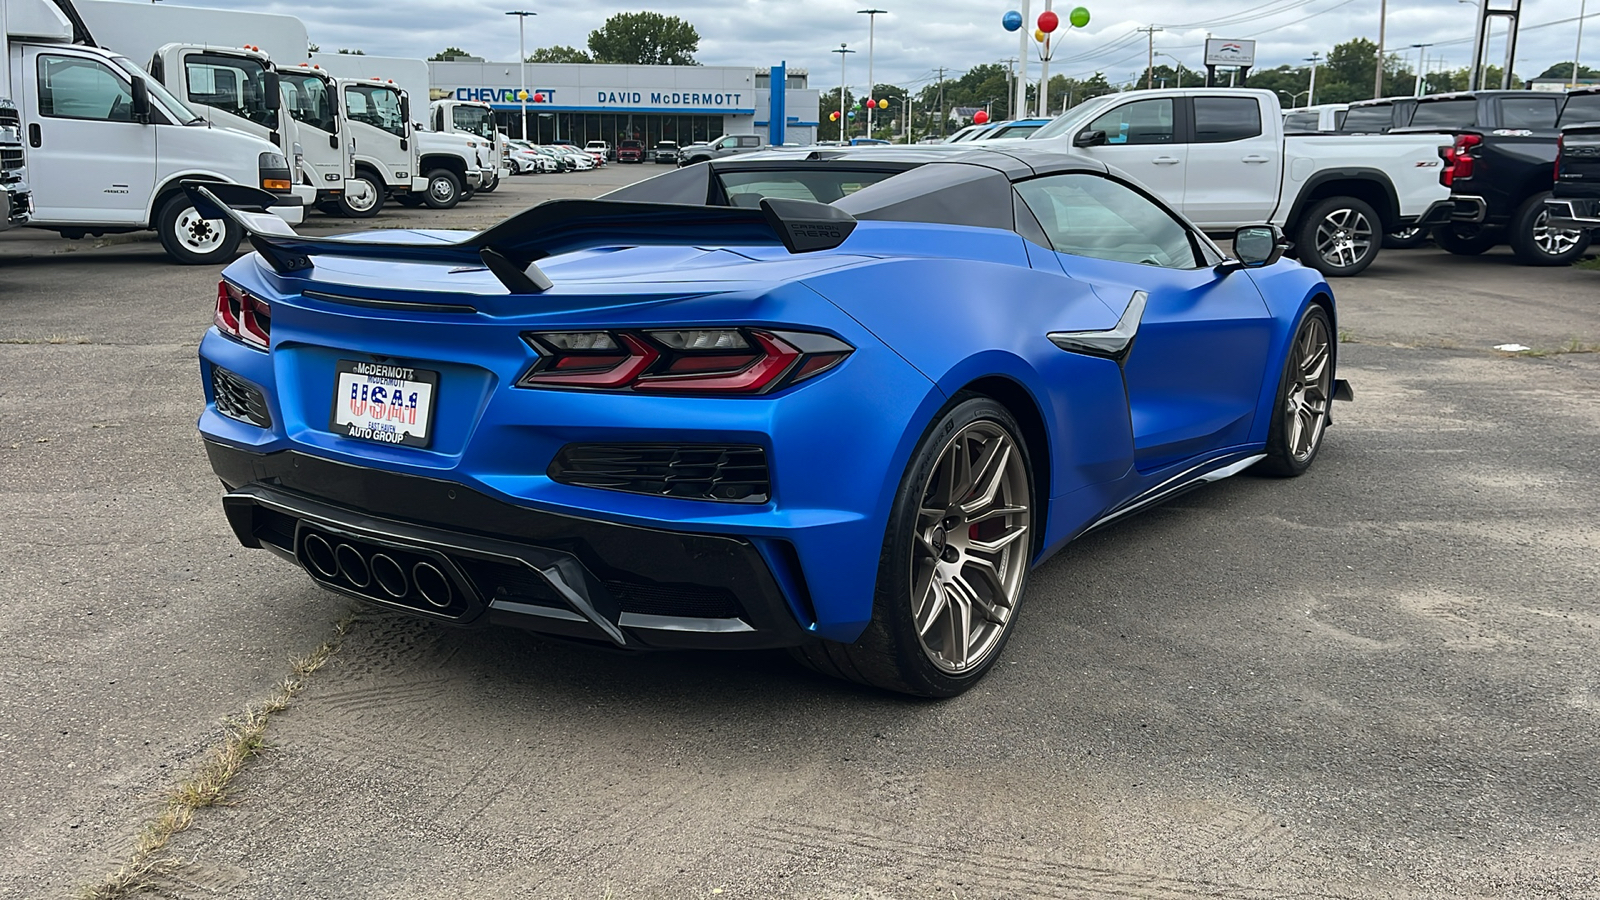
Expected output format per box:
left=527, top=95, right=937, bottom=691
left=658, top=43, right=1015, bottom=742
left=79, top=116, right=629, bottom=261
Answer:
left=867, top=396, right=1035, bottom=697
left=1257, top=304, right=1333, bottom=478
left=1509, top=192, right=1591, bottom=266
left=156, top=194, right=241, bottom=265
left=423, top=169, right=461, bottom=209
left=1297, top=197, right=1381, bottom=277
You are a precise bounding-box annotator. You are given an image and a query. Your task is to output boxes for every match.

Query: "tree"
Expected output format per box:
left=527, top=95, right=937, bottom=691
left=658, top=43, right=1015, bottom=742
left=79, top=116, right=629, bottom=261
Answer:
left=429, top=47, right=471, bottom=61
left=587, top=12, right=699, bottom=66
left=308, top=43, right=320, bottom=53
left=1538, top=61, right=1600, bottom=80
left=818, top=87, right=857, bottom=141
left=528, top=45, right=592, bottom=64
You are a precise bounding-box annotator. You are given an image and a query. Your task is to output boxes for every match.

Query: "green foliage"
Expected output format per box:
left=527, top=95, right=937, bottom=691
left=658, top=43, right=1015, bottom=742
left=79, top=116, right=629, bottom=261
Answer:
left=428, top=47, right=470, bottom=61
left=587, top=12, right=700, bottom=66
left=527, top=45, right=592, bottom=64
left=1538, top=61, right=1600, bottom=80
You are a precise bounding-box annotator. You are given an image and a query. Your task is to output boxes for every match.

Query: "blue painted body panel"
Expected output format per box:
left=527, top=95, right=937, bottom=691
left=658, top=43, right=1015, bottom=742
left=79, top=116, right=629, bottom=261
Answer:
left=199, top=216, right=1334, bottom=642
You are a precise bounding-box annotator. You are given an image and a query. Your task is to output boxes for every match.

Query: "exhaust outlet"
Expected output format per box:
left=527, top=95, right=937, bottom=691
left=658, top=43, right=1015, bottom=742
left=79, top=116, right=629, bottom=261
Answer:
left=303, top=533, right=339, bottom=578
left=370, top=553, right=408, bottom=599
left=335, top=543, right=371, bottom=589
left=412, top=561, right=453, bottom=609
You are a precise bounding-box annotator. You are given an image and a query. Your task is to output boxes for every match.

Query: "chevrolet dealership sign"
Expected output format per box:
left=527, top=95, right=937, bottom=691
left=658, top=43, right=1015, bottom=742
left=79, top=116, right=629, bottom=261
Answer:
left=451, top=86, right=751, bottom=112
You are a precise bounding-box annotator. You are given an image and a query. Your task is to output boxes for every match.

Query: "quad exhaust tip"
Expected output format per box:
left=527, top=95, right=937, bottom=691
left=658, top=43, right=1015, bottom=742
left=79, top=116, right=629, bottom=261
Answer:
left=304, top=533, right=338, bottom=579
left=412, top=561, right=453, bottom=609
left=334, top=543, right=371, bottom=589
left=370, top=553, right=408, bottom=599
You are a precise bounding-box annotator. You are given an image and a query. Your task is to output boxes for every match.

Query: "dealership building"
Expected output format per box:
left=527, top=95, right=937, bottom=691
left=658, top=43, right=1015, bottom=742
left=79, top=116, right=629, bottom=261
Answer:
left=428, top=60, right=821, bottom=149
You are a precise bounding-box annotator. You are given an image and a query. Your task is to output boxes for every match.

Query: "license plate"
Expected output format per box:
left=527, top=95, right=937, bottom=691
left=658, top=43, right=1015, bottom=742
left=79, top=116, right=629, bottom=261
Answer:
left=330, top=360, right=438, bottom=448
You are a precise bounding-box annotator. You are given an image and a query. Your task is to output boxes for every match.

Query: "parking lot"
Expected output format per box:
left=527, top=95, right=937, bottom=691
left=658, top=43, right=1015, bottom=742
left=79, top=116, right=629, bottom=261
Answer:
left=2, top=167, right=1598, bottom=899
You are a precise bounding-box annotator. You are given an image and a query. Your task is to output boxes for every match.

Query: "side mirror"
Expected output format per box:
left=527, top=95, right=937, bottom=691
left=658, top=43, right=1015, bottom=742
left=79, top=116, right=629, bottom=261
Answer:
left=263, top=71, right=281, bottom=111
left=1223, top=225, right=1290, bottom=271
left=399, top=93, right=411, bottom=131
left=130, top=77, right=150, bottom=124
left=1073, top=129, right=1107, bottom=148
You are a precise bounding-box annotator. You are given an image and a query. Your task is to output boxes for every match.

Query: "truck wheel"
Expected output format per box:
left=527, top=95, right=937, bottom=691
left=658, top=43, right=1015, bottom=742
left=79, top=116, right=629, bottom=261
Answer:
left=1382, top=227, right=1429, bottom=250
left=156, top=194, right=241, bottom=266
left=1433, top=223, right=1499, bottom=256
left=423, top=170, right=461, bottom=210
left=1508, top=192, right=1590, bottom=266
left=479, top=172, right=499, bottom=193
left=336, top=172, right=384, bottom=218
left=1297, top=196, right=1381, bottom=277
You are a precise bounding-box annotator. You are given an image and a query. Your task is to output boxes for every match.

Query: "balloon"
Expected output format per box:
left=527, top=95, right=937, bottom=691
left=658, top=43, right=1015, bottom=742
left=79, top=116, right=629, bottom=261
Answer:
left=830, top=111, right=839, bottom=121
left=532, top=92, right=544, bottom=102
left=1002, top=9, right=1023, bottom=31
left=1070, top=6, right=1091, bottom=27
left=1038, top=10, right=1059, bottom=33
left=516, top=89, right=528, bottom=101
left=878, top=99, right=888, bottom=109
left=848, top=110, right=856, bottom=118
left=974, top=110, right=990, bottom=125
left=1034, top=28, right=1046, bottom=42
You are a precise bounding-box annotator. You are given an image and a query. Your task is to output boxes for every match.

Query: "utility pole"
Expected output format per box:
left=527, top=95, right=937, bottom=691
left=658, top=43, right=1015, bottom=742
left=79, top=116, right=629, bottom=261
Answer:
left=935, top=66, right=948, bottom=137
left=1039, top=0, right=1055, bottom=116
left=858, top=9, right=887, bottom=137
left=1374, top=0, right=1388, bottom=97
left=1410, top=43, right=1432, bottom=96
left=1576, top=0, right=1590, bottom=88
left=1137, top=26, right=1163, bottom=89
left=1306, top=52, right=1321, bottom=106
left=505, top=10, right=536, bottom=140
left=832, top=44, right=855, bottom=140
left=1004, top=57, right=1017, bottom=119
left=1016, top=0, right=1031, bottom=116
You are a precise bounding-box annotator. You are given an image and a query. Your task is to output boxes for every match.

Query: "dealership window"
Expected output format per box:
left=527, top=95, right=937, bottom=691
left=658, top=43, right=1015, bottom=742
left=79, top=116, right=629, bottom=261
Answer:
left=498, top=111, right=726, bottom=147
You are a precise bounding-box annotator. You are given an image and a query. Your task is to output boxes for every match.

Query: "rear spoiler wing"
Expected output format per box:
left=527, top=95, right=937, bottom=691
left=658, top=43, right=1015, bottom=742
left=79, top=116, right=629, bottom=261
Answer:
left=181, top=181, right=857, bottom=294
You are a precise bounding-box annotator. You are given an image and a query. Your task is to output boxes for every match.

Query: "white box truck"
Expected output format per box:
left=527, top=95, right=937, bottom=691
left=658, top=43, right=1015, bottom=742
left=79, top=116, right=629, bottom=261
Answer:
left=4, top=0, right=305, bottom=263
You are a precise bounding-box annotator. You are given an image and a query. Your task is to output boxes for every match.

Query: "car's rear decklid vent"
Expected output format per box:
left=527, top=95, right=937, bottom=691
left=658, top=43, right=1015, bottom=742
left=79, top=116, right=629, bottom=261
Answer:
left=549, top=443, right=769, bottom=503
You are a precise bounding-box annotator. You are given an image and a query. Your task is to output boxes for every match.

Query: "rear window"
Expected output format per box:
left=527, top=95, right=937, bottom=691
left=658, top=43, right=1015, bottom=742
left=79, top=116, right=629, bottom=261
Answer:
left=1341, top=105, right=1393, bottom=133
left=1498, top=96, right=1559, bottom=129
left=1409, top=99, right=1478, bottom=129
left=1193, top=97, right=1262, bottom=142
left=1283, top=111, right=1319, bottom=132
left=1560, top=93, right=1600, bottom=126
left=717, top=169, right=899, bottom=206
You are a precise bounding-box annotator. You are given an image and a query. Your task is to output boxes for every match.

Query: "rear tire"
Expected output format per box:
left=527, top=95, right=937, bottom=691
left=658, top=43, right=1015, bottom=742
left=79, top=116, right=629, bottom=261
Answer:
left=336, top=171, right=384, bottom=218
left=1256, top=305, right=1334, bottom=478
left=155, top=193, right=241, bottom=266
left=1508, top=191, right=1590, bottom=266
left=1433, top=223, right=1499, bottom=256
left=1382, top=226, right=1429, bottom=250
left=479, top=172, right=499, bottom=193
left=789, top=396, right=1034, bottom=697
left=423, top=169, right=461, bottom=210
left=1296, top=196, right=1381, bottom=277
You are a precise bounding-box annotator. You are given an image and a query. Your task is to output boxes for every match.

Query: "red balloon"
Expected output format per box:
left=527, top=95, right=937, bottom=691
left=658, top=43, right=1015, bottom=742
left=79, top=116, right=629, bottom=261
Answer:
left=1038, top=10, right=1060, bottom=32
left=974, top=110, right=990, bottom=125
left=532, top=92, right=544, bottom=102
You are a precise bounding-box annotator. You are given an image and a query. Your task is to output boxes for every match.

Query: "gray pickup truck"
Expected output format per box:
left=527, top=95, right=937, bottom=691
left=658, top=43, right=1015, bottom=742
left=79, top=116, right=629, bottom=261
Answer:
left=677, top=134, right=765, bottom=166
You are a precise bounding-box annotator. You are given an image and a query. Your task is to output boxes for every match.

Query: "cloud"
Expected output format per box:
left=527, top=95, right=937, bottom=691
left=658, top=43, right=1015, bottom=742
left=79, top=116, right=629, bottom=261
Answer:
left=109, top=0, right=1599, bottom=88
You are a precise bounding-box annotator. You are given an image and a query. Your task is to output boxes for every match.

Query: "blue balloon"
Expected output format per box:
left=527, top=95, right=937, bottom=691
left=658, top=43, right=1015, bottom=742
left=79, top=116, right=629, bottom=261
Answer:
left=847, top=110, right=857, bottom=118
left=1002, top=9, right=1024, bottom=31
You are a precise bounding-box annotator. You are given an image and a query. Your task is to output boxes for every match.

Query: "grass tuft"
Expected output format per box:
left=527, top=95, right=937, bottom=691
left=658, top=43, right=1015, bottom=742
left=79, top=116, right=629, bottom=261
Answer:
left=79, top=612, right=356, bottom=900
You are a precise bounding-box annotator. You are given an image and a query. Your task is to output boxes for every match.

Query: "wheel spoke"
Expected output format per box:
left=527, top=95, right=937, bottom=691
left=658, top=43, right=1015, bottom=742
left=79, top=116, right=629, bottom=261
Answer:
left=941, top=587, right=973, bottom=668
left=963, top=556, right=1015, bottom=613
left=969, top=522, right=1028, bottom=555
left=959, top=439, right=1012, bottom=517
left=966, top=503, right=1027, bottom=526
left=950, top=572, right=1006, bottom=625
left=914, top=565, right=946, bottom=636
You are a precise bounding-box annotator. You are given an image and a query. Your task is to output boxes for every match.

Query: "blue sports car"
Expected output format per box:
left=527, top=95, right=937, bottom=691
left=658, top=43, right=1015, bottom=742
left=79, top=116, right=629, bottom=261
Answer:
left=193, top=146, right=1351, bottom=697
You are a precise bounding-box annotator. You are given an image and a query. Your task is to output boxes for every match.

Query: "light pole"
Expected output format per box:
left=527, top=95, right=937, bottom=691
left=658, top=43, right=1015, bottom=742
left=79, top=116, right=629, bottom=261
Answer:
left=1154, top=51, right=1185, bottom=87
left=506, top=10, right=536, bottom=139
left=858, top=9, right=887, bottom=137
left=1278, top=89, right=1311, bottom=106
left=1410, top=42, right=1433, bottom=96
left=1306, top=52, right=1321, bottom=106
left=1374, top=0, right=1388, bottom=97
left=832, top=44, right=855, bottom=140
left=1575, top=0, right=1590, bottom=88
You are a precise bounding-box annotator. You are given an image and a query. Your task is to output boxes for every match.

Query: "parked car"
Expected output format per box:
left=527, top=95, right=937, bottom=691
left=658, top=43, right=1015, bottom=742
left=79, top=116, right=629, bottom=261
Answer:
left=190, top=145, right=1350, bottom=696
left=1026, top=87, right=1454, bottom=276
left=506, top=140, right=549, bottom=174
left=1283, top=104, right=1349, bottom=133
left=1418, top=90, right=1589, bottom=265
left=617, top=140, right=645, bottom=163
left=585, top=140, right=612, bottom=161
left=1337, top=97, right=1417, bottom=134
left=653, top=140, right=679, bottom=163
left=677, top=134, right=765, bottom=166
left=559, top=147, right=596, bottom=171
left=1546, top=88, right=1600, bottom=232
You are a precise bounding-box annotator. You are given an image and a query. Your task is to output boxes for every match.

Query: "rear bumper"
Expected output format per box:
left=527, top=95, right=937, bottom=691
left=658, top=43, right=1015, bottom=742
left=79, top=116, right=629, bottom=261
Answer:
left=1544, top=197, right=1600, bottom=229
left=1407, top=198, right=1457, bottom=229
left=206, top=441, right=815, bottom=650
left=268, top=191, right=306, bottom=226
left=1447, top=195, right=1488, bottom=224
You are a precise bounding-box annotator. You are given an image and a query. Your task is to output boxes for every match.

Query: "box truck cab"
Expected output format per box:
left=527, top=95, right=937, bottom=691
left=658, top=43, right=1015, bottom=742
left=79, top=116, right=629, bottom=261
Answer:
left=5, top=0, right=303, bottom=263
left=429, top=97, right=507, bottom=190
left=337, top=76, right=483, bottom=210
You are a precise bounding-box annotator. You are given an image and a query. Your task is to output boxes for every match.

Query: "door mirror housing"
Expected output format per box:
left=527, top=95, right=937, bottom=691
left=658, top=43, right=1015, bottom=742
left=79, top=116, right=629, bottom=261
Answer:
left=1073, top=129, right=1107, bottom=148
left=130, top=77, right=150, bottom=124
left=399, top=92, right=411, bottom=133
left=1222, top=225, right=1290, bottom=271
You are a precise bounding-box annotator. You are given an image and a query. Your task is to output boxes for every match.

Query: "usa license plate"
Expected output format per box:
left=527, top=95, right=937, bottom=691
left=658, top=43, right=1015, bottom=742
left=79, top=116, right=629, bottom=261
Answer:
left=330, top=360, right=438, bottom=448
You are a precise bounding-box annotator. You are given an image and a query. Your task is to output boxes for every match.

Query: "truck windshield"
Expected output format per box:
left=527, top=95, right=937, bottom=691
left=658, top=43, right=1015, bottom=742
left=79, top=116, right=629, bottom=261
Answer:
left=345, top=84, right=406, bottom=137
left=181, top=53, right=276, bottom=128
left=1340, top=105, right=1393, bottom=132
left=280, top=72, right=336, bottom=133
left=110, top=56, right=200, bottom=124
left=452, top=105, right=496, bottom=139
left=1029, top=95, right=1118, bottom=140
left=1560, top=93, right=1600, bottom=127
left=1409, top=99, right=1477, bottom=129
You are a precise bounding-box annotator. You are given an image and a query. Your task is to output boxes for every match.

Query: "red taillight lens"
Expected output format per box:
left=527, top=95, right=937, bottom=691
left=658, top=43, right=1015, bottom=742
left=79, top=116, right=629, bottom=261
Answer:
left=518, top=328, right=851, bottom=394
left=215, top=281, right=270, bottom=350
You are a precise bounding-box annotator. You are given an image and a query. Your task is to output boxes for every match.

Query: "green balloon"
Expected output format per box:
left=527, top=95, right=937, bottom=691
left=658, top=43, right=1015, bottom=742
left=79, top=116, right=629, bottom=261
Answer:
left=1069, top=6, right=1090, bottom=27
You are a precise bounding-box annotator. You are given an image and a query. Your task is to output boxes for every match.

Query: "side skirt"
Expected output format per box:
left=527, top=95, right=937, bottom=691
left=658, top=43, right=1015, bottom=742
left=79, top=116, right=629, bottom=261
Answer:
left=1080, top=451, right=1266, bottom=536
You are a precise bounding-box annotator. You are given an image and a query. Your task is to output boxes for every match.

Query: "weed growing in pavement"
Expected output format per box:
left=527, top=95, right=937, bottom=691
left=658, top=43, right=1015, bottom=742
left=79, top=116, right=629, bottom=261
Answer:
left=79, top=612, right=357, bottom=900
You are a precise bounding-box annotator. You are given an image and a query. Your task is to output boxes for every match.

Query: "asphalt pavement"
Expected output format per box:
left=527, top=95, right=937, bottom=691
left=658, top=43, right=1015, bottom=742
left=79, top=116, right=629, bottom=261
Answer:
left=1, top=169, right=1597, bottom=899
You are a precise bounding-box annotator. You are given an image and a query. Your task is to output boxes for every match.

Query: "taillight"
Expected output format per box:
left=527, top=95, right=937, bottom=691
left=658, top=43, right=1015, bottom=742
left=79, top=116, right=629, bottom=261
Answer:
left=215, top=281, right=271, bottom=350
left=517, top=328, right=851, bottom=394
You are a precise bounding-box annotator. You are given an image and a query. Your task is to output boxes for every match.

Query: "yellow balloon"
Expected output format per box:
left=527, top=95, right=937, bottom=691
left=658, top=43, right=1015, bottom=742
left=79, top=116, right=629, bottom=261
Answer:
left=1034, top=28, right=1046, bottom=42
left=517, top=89, right=528, bottom=101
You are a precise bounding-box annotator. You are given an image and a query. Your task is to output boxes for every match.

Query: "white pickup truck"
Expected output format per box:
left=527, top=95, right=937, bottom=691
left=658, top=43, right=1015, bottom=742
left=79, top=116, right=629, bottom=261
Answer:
left=1025, top=88, right=1454, bottom=276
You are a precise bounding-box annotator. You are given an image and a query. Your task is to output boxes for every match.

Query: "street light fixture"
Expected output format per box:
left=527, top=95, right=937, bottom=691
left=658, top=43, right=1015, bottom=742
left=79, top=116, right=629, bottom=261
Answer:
left=858, top=9, right=887, bottom=137
left=505, top=10, right=536, bottom=140
left=1410, top=42, right=1433, bottom=96
left=831, top=44, right=856, bottom=140
left=1305, top=52, right=1322, bottom=106
left=1154, top=51, right=1185, bottom=87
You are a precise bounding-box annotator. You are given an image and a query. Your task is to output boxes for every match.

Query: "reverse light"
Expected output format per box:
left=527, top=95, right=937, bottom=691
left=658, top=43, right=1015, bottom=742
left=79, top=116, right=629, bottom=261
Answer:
left=215, top=281, right=271, bottom=350
left=517, top=328, right=851, bottom=394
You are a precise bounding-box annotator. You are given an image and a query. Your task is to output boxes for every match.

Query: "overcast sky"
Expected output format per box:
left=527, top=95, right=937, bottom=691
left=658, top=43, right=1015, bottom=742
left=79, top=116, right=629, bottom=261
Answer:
left=151, top=0, right=1598, bottom=91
